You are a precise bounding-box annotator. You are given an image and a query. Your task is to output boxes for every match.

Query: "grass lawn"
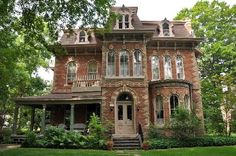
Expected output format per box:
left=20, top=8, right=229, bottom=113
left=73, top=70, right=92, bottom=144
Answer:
left=1, top=146, right=236, bottom=156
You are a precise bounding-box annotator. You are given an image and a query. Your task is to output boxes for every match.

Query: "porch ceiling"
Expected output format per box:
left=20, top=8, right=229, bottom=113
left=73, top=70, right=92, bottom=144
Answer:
left=14, top=93, right=102, bottom=106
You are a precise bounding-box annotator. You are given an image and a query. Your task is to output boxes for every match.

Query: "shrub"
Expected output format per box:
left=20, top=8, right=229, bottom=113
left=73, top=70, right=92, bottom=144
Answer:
left=2, top=128, right=12, bottom=143
left=148, top=124, right=166, bottom=139
left=168, top=107, right=200, bottom=139
left=149, top=136, right=236, bottom=149
left=22, top=131, right=37, bottom=147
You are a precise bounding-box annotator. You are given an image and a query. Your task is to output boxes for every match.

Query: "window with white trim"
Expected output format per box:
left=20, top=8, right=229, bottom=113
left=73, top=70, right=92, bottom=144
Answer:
left=133, top=49, right=142, bottom=76
left=176, top=56, right=185, bottom=79
left=156, top=96, right=164, bottom=125
left=184, top=95, right=190, bottom=111
left=107, top=49, right=115, bottom=77
left=151, top=56, right=160, bottom=80
left=125, top=15, right=129, bottom=28
left=162, top=22, right=170, bottom=36
left=67, top=62, right=76, bottom=82
left=79, top=31, right=86, bottom=42
left=164, top=56, right=172, bottom=79
left=120, top=50, right=129, bottom=76
left=88, top=62, right=97, bottom=79
left=170, top=95, right=178, bottom=117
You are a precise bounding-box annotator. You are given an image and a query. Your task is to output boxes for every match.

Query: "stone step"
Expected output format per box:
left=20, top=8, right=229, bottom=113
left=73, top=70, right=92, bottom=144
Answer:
left=112, top=135, right=141, bottom=150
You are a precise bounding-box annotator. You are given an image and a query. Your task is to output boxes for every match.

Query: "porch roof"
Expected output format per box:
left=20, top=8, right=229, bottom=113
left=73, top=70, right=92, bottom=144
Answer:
left=14, top=92, right=102, bottom=106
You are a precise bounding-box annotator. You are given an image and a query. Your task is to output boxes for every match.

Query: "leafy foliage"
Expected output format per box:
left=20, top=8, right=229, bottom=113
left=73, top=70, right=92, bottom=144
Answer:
left=175, top=0, right=236, bottom=135
left=0, top=0, right=115, bottom=131
left=168, top=107, right=200, bottom=139
left=149, top=136, right=236, bottom=149
left=23, top=114, right=107, bottom=149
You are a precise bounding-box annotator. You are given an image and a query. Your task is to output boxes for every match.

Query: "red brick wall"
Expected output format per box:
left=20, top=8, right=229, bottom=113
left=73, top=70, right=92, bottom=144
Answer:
left=53, top=54, right=102, bottom=92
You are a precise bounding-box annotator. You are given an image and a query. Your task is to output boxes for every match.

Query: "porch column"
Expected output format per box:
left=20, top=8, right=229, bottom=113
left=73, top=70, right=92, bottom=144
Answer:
left=41, top=104, right=46, bottom=134
left=12, top=104, right=19, bottom=135
left=70, top=104, right=75, bottom=131
left=30, top=107, right=35, bottom=131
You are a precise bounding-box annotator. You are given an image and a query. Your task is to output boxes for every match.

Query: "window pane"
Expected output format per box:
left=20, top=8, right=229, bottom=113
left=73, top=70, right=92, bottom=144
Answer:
left=67, top=62, right=76, bottom=81
left=125, top=15, right=129, bottom=28
left=120, top=50, right=129, bottom=76
left=79, top=31, right=86, bottom=42
left=156, top=96, right=163, bottom=119
left=107, top=50, right=115, bottom=76
left=118, top=105, right=123, bottom=120
left=88, top=62, right=97, bottom=79
left=176, top=56, right=184, bottom=79
left=127, top=105, right=132, bottom=120
left=170, top=95, right=178, bottom=116
left=164, top=56, right=172, bottom=79
left=152, top=56, right=159, bottom=79
left=162, top=23, right=170, bottom=36
left=134, top=50, right=142, bottom=76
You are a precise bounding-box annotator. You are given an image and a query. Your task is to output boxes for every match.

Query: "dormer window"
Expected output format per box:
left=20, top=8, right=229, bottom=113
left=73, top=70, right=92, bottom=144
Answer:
left=118, top=16, right=123, bottom=29
left=125, top=15, right=129, bottom=28
left=162, top=23, right=170, bottom=36
left=79, top=31, right=86, bottom=42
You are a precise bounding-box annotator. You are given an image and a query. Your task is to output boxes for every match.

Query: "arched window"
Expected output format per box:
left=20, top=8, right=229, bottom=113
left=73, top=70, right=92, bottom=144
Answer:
left=125, top=15, right=129, bottom=28
left=170, top=95, right=178, bottom=116
left=176, top=56, right=185, bottom=79
left=156, top=96, right=164, bottom=124
left=120, top=50, right=129, bottom=77
left=162, top=23, right=170, bottom=36
left=184, top=95, right=190, bottom=111
left=133, top=49, right=142, bottom=76
left=88, top=62, right=97, bottom=79
left=107, top=49, right=115, bottom=77
left=67, top=62, right=76, bottom=82
left=164, top=56, right=172, bottom=79
left=151, top=56, right=160, bottom=80
left=79, top=31, right=86, bottom=42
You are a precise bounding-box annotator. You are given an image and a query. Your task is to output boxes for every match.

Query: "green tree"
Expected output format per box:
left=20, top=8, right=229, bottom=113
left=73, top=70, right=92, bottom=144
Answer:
left=175, top=0, right=236, bottom=135
left=0, top=0, right=115, bottom=130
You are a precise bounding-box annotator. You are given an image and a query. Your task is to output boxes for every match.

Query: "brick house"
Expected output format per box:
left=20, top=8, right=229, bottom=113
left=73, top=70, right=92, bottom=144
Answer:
left=14, top=6, right=204, bottom=140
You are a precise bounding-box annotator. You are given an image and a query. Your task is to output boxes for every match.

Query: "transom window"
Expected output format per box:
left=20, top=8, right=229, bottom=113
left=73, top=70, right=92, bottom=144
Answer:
left=120, top=50, right=129, bottom=77
left=79, top=31, right=86, bottom=42
left=170, top=95, right=178, bottom=116
left=176, top=56, right=185, bottom=79
left=156, top=96, right=164, bottom=125
left=151, top=56, right=160, bottom=80
left=88, top=62, right=97, bottom=79
left=107, top=49, right=115, bottom=77
left=67, top=62, right=76, bottom=82
left=133, top=49, right=142, bottom=76
left=164, top=56, right=172, bottom=79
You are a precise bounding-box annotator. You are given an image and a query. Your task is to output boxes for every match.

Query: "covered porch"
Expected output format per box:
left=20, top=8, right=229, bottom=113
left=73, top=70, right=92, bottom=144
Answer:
left=13, top=92, right=102, bottom=136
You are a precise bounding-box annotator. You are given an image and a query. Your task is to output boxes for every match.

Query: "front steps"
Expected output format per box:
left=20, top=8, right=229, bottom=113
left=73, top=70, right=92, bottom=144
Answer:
left=112, top=134, right=142, bottom=150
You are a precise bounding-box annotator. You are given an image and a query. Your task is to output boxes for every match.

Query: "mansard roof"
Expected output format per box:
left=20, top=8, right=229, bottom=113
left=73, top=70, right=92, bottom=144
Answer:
left=59, top=6, right=201, bottom=46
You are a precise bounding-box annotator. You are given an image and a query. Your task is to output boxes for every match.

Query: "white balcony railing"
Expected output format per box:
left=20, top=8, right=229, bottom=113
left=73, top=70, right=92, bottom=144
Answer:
left=72, top=75, right=101, bottom=92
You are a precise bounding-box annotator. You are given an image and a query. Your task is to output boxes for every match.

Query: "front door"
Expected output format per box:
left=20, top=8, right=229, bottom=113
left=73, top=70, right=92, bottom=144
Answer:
left=116, top=101, right=134, bottom=134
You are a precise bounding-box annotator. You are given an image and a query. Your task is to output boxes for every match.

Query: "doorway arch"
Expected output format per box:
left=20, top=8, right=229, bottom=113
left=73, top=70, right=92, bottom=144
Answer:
left=115, top=92, right=135, bottom=134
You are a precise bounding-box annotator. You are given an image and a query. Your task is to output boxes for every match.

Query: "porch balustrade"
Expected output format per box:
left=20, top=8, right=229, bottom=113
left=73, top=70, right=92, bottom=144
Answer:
left=72, top=74, right=101, bottom=92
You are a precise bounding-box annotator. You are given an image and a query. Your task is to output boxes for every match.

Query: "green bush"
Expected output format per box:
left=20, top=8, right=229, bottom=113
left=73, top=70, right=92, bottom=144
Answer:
left=2, top=128, right=12, bottom=143
left=22, top=114, right=107, bottom=149
left=22, top=131, right=37, bottom=147
left=168, top=107, right=200, bottom=139
left=148, top=124, right=166, bottom=139
left=149, top=136, right=236, bottom=149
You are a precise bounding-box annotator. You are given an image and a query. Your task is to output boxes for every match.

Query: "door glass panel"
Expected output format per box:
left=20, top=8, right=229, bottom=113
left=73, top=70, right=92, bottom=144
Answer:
left=118, top=105, right=123, bottom=120
left=127, top=105, right=132, bottom=120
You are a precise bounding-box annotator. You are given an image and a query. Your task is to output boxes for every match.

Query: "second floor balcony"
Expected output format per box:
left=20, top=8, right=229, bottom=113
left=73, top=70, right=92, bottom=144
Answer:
left=72, top=74, right=101, bottom=92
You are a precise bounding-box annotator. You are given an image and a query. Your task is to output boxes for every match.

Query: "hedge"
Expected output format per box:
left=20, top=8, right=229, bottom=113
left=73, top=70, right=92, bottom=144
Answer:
left=149, top=136, right=236, bottom=149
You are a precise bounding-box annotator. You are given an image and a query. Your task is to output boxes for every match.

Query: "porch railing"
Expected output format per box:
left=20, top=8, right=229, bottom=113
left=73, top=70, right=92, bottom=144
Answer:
left=72, top=74, right=101, bottom=92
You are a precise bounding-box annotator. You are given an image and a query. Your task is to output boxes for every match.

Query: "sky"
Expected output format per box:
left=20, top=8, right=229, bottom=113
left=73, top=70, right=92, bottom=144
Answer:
left=38, top=0, right=235, bottom=82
